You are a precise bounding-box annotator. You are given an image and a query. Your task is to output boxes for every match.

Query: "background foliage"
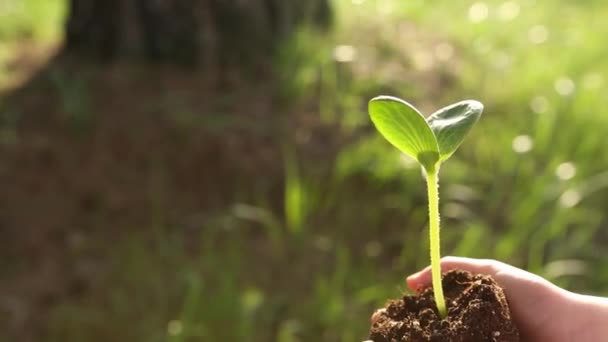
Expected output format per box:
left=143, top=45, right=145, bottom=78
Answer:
left=1, top=0, right=608, bottom=341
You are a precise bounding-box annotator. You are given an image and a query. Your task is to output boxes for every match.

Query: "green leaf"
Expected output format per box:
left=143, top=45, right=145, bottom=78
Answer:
left=427, top=100, right=483, bottom=161
left=368, top=96, right=440, bottom=172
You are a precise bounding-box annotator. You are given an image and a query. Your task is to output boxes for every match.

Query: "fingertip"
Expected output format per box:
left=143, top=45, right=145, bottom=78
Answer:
left=406, top=268, right=431, bottom=291
left=406, top=275, right=418, bottom=291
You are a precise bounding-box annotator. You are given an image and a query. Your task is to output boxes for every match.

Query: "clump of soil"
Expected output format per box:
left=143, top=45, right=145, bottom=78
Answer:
left=368, top=270, right=520, bottom=341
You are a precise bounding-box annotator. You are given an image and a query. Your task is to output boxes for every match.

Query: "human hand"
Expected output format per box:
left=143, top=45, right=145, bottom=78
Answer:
left=372, top=256, right=608, bottom=342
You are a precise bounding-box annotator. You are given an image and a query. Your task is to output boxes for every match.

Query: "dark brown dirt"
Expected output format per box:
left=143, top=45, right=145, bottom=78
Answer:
left=368, top=270, right=520, bottom=342
left=0, top=56, right=352, bottom=341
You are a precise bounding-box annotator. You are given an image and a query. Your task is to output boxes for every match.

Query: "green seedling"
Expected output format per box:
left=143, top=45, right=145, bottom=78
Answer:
left=368, top=96, right=483, bottom=318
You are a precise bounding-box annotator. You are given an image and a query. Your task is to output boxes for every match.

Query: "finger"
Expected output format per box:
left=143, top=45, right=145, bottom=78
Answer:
left=406, top=265, right=432, bottom=291
left=406, top=256, right=499, bottom=290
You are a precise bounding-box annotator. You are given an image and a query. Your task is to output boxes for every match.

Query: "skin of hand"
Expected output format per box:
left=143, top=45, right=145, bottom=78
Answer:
left=371, top=256, right=608, bottom=342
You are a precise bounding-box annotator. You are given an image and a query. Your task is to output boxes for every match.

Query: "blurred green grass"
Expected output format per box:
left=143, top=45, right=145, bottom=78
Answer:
left=0, top=0, right=64, bottom=40
left=3, top=0, right=608, bottom=341
left=0, top=0, right=65, bottom=89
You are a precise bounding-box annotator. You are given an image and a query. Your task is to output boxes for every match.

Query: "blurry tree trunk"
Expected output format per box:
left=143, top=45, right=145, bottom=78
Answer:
left=64, top=0, right=331, bottom=67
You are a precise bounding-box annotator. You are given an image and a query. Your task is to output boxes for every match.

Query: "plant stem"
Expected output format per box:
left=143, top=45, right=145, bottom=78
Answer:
left=426, top=168, right=447, bottom=318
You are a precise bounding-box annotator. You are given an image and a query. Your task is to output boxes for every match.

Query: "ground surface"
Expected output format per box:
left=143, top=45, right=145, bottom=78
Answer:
left=0, top=56, right=302, bottom=340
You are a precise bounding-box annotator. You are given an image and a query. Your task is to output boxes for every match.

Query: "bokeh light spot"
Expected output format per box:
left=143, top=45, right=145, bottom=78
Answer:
left=498, top=1, right=520, bottom=21
left=530, top=96, right=548, bottom=114
left=492, top=52, right=512, bottom=69
left=469, top=2, right=489, bottom=23
left=333, top=45, right=357, bottom=63
left=582, top=72, right=603, bottom=89
left=412, top=51, right=434, bottom=71
left=528, top=25, right=549, bottom=44
left=554, top=77, right=575, bottom=96
left=556, top=162, right=576, bottom=180
left=512, top=135, right=533, bottom=153
left=434, top=42, right=454, bottom=62
left=167, top=320, right=183, bottom=336
left=560, top=189, right=581, bottom=208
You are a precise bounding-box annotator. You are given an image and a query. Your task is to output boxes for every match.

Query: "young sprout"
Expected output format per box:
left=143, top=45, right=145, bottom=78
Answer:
left=368, top=96, right=483, bottom=318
